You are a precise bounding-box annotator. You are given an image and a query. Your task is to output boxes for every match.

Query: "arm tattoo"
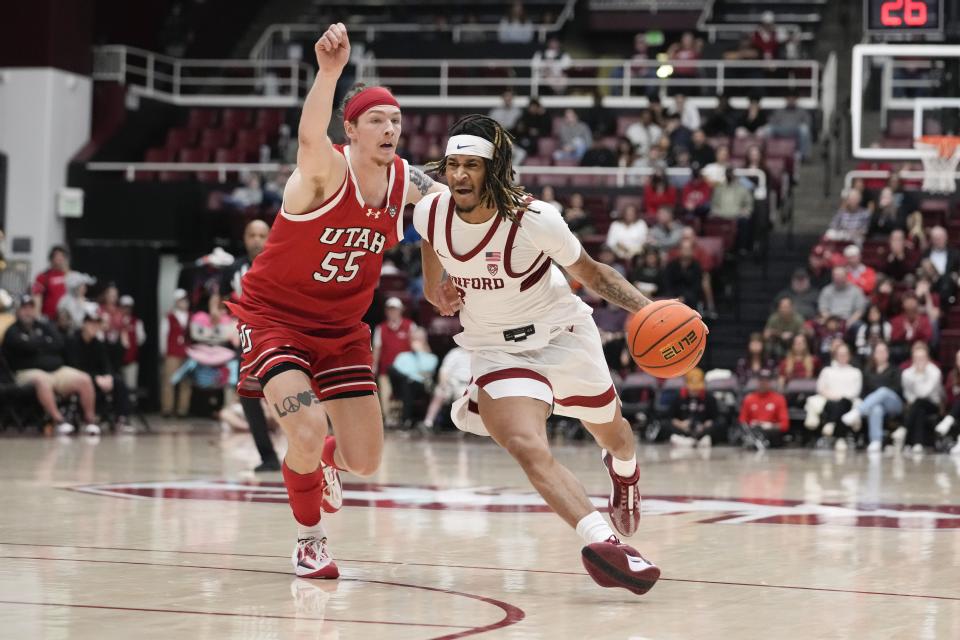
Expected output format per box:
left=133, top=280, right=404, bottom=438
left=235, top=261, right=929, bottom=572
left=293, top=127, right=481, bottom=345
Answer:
left=591, top=264, right=651, bottom=313
left=409, top=165, right=435, bottom=196
left=273, top=389, right=320, bottom=418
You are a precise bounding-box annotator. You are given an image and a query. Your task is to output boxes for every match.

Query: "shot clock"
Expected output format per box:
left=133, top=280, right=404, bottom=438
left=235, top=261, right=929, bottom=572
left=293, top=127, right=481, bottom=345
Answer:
left=864, top=0, right=944, bottom=35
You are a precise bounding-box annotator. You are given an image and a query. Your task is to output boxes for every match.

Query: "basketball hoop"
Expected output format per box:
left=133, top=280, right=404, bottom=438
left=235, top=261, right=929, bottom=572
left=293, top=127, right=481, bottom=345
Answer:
left=914, top=135, right=960, bottom=194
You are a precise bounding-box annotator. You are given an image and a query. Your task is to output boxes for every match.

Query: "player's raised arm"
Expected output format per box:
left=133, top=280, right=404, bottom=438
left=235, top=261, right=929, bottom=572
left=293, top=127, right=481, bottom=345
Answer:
left=564, top=249, right=653, bottom=314
left=284, top=23, right=350, bottom=214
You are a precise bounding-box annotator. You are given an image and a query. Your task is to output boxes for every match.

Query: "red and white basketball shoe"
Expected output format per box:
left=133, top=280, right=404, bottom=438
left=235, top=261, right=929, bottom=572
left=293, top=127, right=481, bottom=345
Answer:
left=581, top=536, right=660, bottom=596
left=601, top=450, right=641, bottom=537
left=320, top=462, right=342, bottom=513
left=292, top=536, right=340, bottom=579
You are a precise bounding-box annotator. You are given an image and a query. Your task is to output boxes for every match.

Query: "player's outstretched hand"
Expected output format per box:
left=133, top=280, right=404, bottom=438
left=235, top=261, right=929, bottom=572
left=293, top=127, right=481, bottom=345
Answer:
left=434, top=279, right=463, bottom=316
left=315, top=23, right=350, bottom=74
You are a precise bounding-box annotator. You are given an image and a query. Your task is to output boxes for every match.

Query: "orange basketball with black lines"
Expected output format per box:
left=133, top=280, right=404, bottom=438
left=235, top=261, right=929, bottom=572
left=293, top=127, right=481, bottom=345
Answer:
left=626, top=300, right=707, bottom=378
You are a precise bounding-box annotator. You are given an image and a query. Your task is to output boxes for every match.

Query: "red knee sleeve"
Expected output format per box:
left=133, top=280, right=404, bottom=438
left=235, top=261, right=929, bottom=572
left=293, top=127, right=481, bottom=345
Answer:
left=281, top=461, right=323, bottom=527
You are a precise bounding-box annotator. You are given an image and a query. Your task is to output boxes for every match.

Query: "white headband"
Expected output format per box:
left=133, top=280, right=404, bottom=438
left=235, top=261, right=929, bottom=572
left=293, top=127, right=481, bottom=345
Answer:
left=445, top=134, right=494, bottom=160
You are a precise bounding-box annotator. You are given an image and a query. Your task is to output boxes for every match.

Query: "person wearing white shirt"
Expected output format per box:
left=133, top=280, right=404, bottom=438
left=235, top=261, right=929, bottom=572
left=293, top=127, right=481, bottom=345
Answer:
left=813, top=343, right=862, bottom=450
left=670, top=94, right=701, bottom=132
left=624, top=110, right=663, bottom=156
left=899, top=342, right=943, bottom=454
left=605, top=205, right=649, bottom=261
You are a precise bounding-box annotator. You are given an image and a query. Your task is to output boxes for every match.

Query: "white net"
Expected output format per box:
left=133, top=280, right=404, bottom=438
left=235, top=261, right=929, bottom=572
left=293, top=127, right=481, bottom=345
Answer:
left=915, top=139, right=960, bottom=194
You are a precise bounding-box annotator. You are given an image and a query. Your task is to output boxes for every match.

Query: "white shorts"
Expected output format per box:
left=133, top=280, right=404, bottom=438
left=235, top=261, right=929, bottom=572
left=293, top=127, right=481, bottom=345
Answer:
left=451, top=318, right=618, bottom=436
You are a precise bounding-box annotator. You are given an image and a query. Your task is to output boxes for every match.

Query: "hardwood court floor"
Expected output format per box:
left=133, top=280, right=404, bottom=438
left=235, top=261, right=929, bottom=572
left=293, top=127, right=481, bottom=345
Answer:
left=1, top=425, right=959, bottom=639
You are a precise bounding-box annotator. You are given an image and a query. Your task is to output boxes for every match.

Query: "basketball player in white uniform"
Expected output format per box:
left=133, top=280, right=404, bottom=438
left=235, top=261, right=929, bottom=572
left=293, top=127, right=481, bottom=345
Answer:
left=415, top=115, right=664, bottom=595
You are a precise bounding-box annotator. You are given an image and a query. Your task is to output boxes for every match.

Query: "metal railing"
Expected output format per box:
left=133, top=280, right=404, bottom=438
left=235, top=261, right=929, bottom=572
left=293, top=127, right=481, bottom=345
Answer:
left=249, top=0, right=577, bottom=61
left=696, top=0, right=815, bottom=42
left=843, top=169, right=958, bottom=191
left=355, top=57, right=820, bottom=108
left=93, top=45, right=315, bottom=107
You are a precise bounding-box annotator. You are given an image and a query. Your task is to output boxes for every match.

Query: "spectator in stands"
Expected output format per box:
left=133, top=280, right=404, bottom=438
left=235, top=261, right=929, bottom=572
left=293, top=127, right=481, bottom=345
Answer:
left=224, top=174, right=264, bottom=209
left=852, top=303, right=892, bottom=363
left=778, top=333, right=819, bottom=387
left=372, top=297, right=415, bottom=425
left=702, top=95, right=737, bottom=138
left=818, top=266, right=867, bottom=326
left=807, top=245, right=832, bottom=289
left=767, top=92, right=813, bottom=161
left=643, top=169, right=678, bottom=217
left=0, top=289, right=13, bottom=344
left=606, top=205, right=648, bottom=261
left=679, top=165, right=712, bottom=223
left=540, top=186, right=562, bottom=212
left=813, top=317, right=846, bottom=363
left=764, top=296, right=805, bottom=360
left=498, top=1, right=534, bottom=43
left=934, top=350, right=960, bottom=452
left=702, top=145, right=732, bottom=186
left=57, top=272, right=97, bottom=334
left=118, top=295, right=145, bottom=390
left=868, top=187, right=902, bottom=238
left=98, top=283, right=122, bottom=330
left=584, top=88, right=616, bottom=138
left=669, top=368, right=719, bottom=448
left=814, top=342, right=862, bottom=449
left=711, top=167, right=754, bottom=253
left=843, top=245, right=877, bottom=294
left=592, top=297, right=629, bottom=371
left=742, top=144, right=770, bottom=199
left=489, top=89, right=522, bottom=130
left=533, top=37, right=571, bottom=95
left=751, top=11, right=780, bottom=60
left=615, top=137, right=638, bottom=168
left=625, top=110, right=662, bottom=156
left=513, top=98, right=551, bottom=157
left=631, top=247, right=664, bottom=297
left=871, top=275, right=897, bottom=318
left=905, top=210, right=929, bottom=252
left=913, top=274, right=941, bottom=328
left=33, top=245, right=70, bottom=322
left=900, top=342, right=943, bottom=454
left=65, top=312, right=134, bottom=433
left=423, top=346, right=471, bottom=431
left=890, top=293, right=933, bottom=362
left=924, top=225, right=959, bottom=305
left=670, top=93, right=701, bottom=131
left=667, top=33, right=703, bottom=87
left=827, top=190, right=871, bottom=245
left=580, top=138, right=617, bottom=168
left=597, top=246, right=626, bottom=277
left=2, top=294, right=99, bottom=436
left=840, top=341, right=901, bottom=453
left=739, top=368, right=789, bottom=450
left=665, top=111, right=693, bottom=153
left=160, top=289, right=191, bottom=419
left=663, top=239, right=706, bottom=312
left=553, top=109, right=593, bottom=162
left=563, top=192, right=594, bottom=237
left=388, top=328, right=438, bottom=430
left=649, top=207, right=684, bottom=253
left=624, top=34, right=659, bottom=98
left=736, top=96, right=767, bottom=137
left=633, top=144, right=667, bottom=174
left=737, top=332, right=777, bottom=384
left=725, top=35, right=760, bottom=62
left=775, top=269, right=820, bottom=320
left=688, top=129, right=716, bottom=169
left=882, top=229, right=916, bottom=281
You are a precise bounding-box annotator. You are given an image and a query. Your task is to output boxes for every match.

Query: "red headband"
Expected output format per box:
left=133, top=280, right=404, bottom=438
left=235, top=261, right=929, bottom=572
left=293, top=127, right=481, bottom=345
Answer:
left=344, top=87, right=400, bottom=122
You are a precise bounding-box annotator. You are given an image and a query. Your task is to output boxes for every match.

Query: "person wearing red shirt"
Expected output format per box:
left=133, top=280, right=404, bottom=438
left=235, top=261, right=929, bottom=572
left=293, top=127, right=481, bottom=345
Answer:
left=679, top=166, right=712, bottom=223
left=371, top=297, right=416, bottom=425
left=643, top=170, right=678, bottom=217
left=751, top=12, right=779, bottom=60
left=890, top=293, right=933, bottom=362
left=739, top=369, right=789, bottom=450
left=843, top=245, right=877, bottom=294
left=32, top=245, right=70, bottom=322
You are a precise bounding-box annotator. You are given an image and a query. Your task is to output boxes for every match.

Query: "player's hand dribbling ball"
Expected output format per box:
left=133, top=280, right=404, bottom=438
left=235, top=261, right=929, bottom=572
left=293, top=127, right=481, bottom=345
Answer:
left=626, top=300, right=707, bottom=378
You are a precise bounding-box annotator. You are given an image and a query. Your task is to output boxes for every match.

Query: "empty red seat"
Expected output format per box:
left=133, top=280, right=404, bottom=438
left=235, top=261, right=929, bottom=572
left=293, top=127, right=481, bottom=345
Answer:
left=200, top=128, right=233, bottom=150
left=887, top=116, right=913, bottom=139
left=188, top=109, right=218, bottom=130
left=379, top=273, right=409, bottom=291
left=537, top=137, right=559, bottom=158
left=235, top=129, right=267, bottom=153
left=222, top=108, right=253, bottom=130
left=215, top=148, right=245, bottom=163
left=732, top=136, right=761, bottom=159
left=423, top=114, right=448, bottom=136
left=702, top=218, right=736, bottom=252
left=255, top=108, right=284, bottom=131
left=165, top=127, right=196, bottom=151
left=616, top=116, right=639, bottom=137
left=765, top=137, right=797, bottom=159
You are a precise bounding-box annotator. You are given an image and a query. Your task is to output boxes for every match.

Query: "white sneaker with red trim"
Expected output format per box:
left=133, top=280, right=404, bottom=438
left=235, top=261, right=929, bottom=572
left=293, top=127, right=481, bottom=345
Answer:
left=292, top=536, right=339, bottom=579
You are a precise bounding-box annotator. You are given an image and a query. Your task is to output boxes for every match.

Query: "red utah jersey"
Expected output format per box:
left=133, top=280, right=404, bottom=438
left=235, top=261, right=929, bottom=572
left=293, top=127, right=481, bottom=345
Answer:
left=229, top=145, right=409, bottom=332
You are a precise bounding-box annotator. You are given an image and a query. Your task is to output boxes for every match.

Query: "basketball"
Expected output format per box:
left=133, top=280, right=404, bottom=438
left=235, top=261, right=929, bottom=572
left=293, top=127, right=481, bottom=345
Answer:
left=626, top=300, right=707, bottom=378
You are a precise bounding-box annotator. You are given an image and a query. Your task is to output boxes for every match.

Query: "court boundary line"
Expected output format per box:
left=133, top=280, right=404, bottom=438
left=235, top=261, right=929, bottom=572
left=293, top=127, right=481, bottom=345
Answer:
left=1, top=543, right=957, bottom=603
left=0, top=554, right=524, bottom=640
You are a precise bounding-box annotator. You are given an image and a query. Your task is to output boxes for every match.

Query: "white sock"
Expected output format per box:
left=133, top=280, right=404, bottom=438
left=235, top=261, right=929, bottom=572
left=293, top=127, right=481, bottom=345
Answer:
left=576, top=511, right=616, bottom=545
left=611, top=454, right=637, bottom=478
left=297, top=521, right=327, bottom=540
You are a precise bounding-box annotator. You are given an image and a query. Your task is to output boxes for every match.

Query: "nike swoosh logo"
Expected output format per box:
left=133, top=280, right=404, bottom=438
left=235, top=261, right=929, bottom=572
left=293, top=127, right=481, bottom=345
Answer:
left=626, top=555, right=651, bottom=572
left=456, top=144, right=473, bottom=149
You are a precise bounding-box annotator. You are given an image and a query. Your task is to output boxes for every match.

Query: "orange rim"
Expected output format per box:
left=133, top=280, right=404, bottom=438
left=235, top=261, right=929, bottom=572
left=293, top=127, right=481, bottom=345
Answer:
left=917, top=135, right=960, bottom=158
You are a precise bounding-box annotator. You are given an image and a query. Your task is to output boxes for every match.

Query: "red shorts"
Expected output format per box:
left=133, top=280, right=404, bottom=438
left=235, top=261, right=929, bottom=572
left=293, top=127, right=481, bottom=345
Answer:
left=236, top=320, right=376, bottom=400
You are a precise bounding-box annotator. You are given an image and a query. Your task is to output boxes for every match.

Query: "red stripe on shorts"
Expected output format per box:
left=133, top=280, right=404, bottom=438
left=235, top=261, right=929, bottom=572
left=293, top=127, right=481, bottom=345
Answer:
left=476, top=368, right=552, bottom=390
left=554, top=385, right=617, bottom=408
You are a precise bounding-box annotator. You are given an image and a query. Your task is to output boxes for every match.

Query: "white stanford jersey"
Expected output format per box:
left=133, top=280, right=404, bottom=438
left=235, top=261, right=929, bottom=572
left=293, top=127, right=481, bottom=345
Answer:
left=413, top=192, right=592, bottom=352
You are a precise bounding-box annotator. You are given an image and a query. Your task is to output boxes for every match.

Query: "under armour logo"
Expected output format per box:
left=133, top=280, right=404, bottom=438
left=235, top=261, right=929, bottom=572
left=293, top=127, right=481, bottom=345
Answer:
left=366, top=208, right=381, bottom=219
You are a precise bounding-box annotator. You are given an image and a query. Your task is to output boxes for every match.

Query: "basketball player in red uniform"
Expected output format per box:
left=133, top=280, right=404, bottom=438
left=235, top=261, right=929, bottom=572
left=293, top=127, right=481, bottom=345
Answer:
left=418, top=115, right=679, bottom=596
left=227, top=23, right=444, bottom=578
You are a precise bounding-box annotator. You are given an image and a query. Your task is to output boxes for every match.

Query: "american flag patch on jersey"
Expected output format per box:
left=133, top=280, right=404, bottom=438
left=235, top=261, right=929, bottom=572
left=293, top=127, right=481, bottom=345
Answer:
left=485, top=251, right=501, bottom=262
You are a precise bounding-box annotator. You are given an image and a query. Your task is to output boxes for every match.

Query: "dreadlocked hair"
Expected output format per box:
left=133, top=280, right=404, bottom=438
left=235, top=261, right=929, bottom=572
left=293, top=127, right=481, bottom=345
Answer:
left=425, top=114, right=531, bottom=223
